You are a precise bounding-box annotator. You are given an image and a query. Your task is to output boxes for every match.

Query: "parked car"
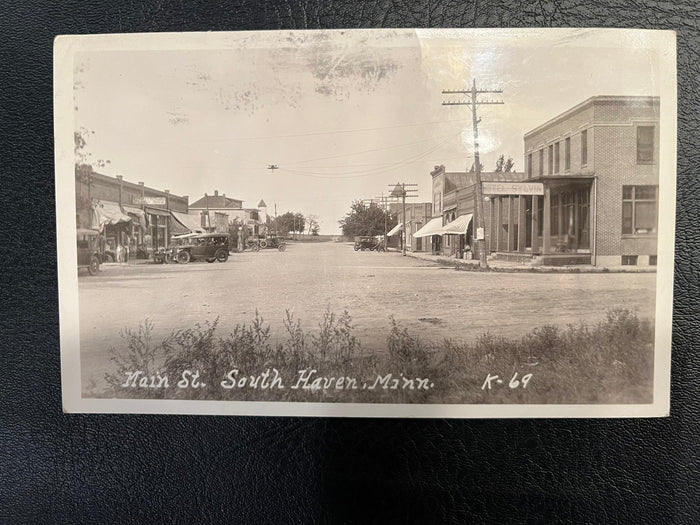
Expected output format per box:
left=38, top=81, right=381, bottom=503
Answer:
left=260, top=235, right=287, bottom=251
left=77, top=229, right=101, bottom=275
left=159, top=233, right=230, bottom=264
left=353, top=236, right=384, bottom=251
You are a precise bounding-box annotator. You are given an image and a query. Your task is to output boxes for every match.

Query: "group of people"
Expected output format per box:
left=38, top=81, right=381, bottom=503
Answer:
left=96, top=233, right=144, bottom=263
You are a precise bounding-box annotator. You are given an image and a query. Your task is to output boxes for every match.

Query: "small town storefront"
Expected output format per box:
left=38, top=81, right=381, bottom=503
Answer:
left=92, top=200, right=132, bottom=260
left=413, top=217, right=444, bottom=254
left=145, top=207, right=172, bottom=252
left=437, top=213, right=473, bottom=259
left=487, top=177, right=594, bottom=265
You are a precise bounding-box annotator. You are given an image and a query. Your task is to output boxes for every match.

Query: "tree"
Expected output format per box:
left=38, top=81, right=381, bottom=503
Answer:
left=74, top=127, right=111, bottom=169
left=338, top=200, right=396, bottom=238
left=495, top=154, right=515, bottom=172
left=274, top=211, right=306, bottom=236
left=468, top=161, right=484, bottom=173
left=305, top=215, right=320, bottom=235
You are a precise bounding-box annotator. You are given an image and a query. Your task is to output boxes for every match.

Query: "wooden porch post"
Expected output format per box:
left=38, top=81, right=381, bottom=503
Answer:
left=531, top=195, right=539, bottom=253
left=543, top=186, right=551, bottom=254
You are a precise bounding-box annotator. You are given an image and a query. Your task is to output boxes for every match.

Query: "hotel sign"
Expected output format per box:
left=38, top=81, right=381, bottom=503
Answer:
left=133, top=196, right=167, bottom=205
left=482, top=182, right=544, bottom=195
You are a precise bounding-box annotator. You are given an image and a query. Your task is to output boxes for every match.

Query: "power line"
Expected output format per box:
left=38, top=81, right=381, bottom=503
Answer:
left=186, top=116, right=473, bottom=143
left=277, top=134, right=459, bottom=179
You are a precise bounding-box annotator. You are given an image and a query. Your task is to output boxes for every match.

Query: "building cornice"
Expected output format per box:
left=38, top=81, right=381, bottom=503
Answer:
left=524, top=96, right=660, bottom=140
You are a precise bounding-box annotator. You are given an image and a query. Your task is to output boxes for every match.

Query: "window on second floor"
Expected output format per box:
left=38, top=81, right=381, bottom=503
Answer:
left=554, top=142, right=560, bottom=173
left=548, top=145, right=553, bottom=175
left=637, top=126, right=654, bottom=163
left=581, top=129, right=588, bottom=166
left=539, top=149, right=544, bottom=176
left=564, top=137, right=571, bottom=171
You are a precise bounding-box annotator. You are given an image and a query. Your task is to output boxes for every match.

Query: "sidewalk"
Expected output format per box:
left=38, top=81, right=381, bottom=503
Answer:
left=390, top=249, right=656, bottom=273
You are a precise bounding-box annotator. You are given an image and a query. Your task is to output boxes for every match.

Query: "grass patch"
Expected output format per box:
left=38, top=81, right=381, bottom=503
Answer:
left=96, top=308, right=654, bottom=404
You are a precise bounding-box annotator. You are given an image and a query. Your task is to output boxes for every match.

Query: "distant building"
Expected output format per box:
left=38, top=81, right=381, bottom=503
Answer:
left=75, top=165, right=188, bottom=255
left=188, top=190, right=266, bottom=236
left=390, top=202, right=433, bottom=252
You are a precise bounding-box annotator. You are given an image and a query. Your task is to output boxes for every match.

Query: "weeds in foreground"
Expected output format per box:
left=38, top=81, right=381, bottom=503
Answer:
left=100, top=308, right=654, bottom=404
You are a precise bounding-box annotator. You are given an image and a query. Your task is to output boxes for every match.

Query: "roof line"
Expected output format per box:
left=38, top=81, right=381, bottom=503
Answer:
left=523, top=95, right=660, bottom=139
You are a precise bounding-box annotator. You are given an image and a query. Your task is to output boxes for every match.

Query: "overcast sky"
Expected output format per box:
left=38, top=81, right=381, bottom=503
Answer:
left=73, top=29, right=663, bottom=234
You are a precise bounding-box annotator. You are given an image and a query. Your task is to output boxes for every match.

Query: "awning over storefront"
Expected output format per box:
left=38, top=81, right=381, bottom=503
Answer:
left=170, top=210, right=206, bottom=233
left=437, top=214, right=473, bottom=235
left=122, top=205, right=147, bottom=229
left=92, top=200, right=131, bottom=231
left=168, top=215, right=190, bottom=236
left=386, top=223, right=403, bottom=236
left=412, top=217, right=444, bottom=238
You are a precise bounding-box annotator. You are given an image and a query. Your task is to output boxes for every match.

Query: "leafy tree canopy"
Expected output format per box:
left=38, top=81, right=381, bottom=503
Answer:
left=495, top=154, right=515, bottom=172
left=338, top=200, right=397, bottom=238
left=273, top=211, right=306, bottom=236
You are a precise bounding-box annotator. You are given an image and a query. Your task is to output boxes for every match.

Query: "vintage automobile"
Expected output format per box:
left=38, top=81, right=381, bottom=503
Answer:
left=159, top=232, right=230, bottom=264
left=77, top=228, right=101, bottom=276
left=353, top=236, right=384, bottom=251
left=259, top=235, right=287, bottom=251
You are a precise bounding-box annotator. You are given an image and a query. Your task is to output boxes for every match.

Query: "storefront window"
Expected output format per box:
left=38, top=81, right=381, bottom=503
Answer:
left=525, top=196, right=533, bottom=249
left=577, top=188, right=590, bottom=249
left=550, top=194, right=560, bottom=236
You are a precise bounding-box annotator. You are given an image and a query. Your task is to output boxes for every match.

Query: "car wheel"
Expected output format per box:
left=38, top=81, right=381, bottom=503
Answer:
left=278, top=244, right=286, bottom=252
left=177, top=250, right=191, bottom=264
left=215, top=249, right=229, bottom=262
left=354, top=245, right=360, bottom=251
left=259, top=239, right=268, bottom=249
left=88, top=255, right=100, bottom=276
left=164, top=253, right=173, bottom=264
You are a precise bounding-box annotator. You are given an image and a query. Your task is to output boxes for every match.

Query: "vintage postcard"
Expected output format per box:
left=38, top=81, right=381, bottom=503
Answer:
left=54, top=28, right=676, bottom=417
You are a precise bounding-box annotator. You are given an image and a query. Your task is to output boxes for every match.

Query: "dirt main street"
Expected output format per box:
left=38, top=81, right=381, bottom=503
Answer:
left=78, top=241, right=657, bottom=386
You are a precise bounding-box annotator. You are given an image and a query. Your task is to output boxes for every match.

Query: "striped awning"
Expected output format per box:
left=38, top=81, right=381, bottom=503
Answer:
left=386, top=223, right=403, bottom=236
left=437, top=214, right=473, bottom=235
left=122, top=205, right=147, bottom=229
left=412, top=217, right=444, bottom=238
left=170, top=210, right=206, bottom=233
left=92, top=200, right=131, bottom=231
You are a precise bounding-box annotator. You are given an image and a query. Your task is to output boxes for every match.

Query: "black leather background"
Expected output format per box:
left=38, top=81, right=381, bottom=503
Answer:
left=1, top=1, right=698, bottom=523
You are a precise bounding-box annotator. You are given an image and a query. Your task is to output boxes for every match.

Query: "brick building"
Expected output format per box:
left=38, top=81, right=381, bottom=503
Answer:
left=390, top=202, right=433, bottom=252
left=518, top=95, right=660, bottom=266
left=75, top=165, right=189, bottom=256
left=426, top=166, right=526, bottom=259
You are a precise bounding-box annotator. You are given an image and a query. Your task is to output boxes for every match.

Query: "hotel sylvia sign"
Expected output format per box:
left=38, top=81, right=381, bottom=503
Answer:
left=482, top=182, right=544, bottom=196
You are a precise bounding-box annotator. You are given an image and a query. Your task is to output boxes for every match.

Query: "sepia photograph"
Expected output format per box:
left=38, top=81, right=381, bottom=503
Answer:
left=54, top=28, right=676, bottom=417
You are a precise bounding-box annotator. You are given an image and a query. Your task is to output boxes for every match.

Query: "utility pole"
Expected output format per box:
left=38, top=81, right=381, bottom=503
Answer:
left=442, top=79, right=503, bottom=268
left=390, top=183, right=418, bottom=256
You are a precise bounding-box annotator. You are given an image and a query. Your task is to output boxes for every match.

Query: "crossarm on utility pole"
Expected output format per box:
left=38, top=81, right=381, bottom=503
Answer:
left=441, top=79, right=504, bottom=268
